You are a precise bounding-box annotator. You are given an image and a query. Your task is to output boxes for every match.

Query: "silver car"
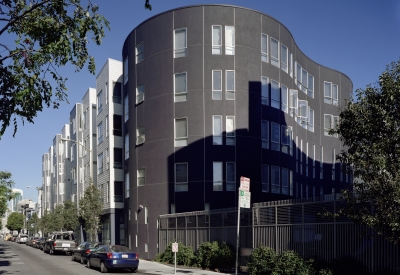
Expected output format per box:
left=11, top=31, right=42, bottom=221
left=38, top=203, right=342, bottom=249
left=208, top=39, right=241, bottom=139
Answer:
left=17, top=234, right=28, bottom=244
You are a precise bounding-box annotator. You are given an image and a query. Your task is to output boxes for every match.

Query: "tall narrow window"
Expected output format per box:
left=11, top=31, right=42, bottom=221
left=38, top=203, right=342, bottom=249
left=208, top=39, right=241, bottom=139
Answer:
left=271, top=80, right=280, bottom=109
left=308, top=74, right=314, bottom=98
left=226, top=70, right=235, bottom=100
left=97, top=153, right=103, bottom=175
left=225, top=26, right=235, bottom=55
left=124, top=96, right=129, bottom=122
left=175, top=163, right=188, bottom=192
left=289, top=89, right=298, bottom=117
left=271, top=166, right=280, bottom=193
left=302, top=69, right=308, bottom=94
left=175, top=118, right=187, bottom=147
left=213, top=115, right=222, bottom=145
left=332, top=148, right=336, bottom=180
left=174, top=72, right=187, bottom=102
left=281, top=85, right=288, bottom=113
left=136, top=126, right=145, bottom=145
left=313, top=144, right=316, bottom=178
left=289, top=170, right=293, bottom=196
left=174, top=28, right=187, bottom=58
left=261, top=120, right=269, bottom=149
left=226, top=162, right=235, bottom=191
left=113, top=115, right=122, bottom=136
left=282, top=168, right=289, bottom=195
left=105, top=115, right=109, bottom=137
left=333, top=84, right=339, bottom=106
left=97, top=90, right=103, bottom=114
left=261, top=76, right=269, bottom=105
left=136, top=42, right=144, bottom=63
left=333, top=116, right=339, bottom=138
left=213, top=162, right=223, bottom=191
left=212, top=70, right=222, bottom=100
left=123, top=57, right=128, bottom=84
left=289, top=53, right=293, bottom=78
left=308, top=108, right=314, bottom=132
left=306, top=143, right=309, bottom=177
left=262, top=164, right=269, bottom=192
left=212, top=25, right=222, bottom=54
left=136, top=84, right=144, bottom=104
left=320, top=146, right=324, bottom=179
left=97, top=122, right=103, bottom=144
left=105, top=82, right=108, bottom=106
left=125, top=173, right=130, bottom=198
left=281, top=44, right=288, bottom=73
left=261, top=33, right=268, bottom=62
left=270, top=38, right=279, bottom=67
left=324, top=114, right=333, bottom=136
left=281, top=126, right=292, bottom=154
left=296, top=63, right=302, bottom=89
left=226, top=116, right=235, bottom=146
left=125, top=133, right=129, bottom=160
left=324, top=82, right=332, bottom=104
left=271, top=122, right=280, bottom=151
left=137, top=168, right=145, bottom=186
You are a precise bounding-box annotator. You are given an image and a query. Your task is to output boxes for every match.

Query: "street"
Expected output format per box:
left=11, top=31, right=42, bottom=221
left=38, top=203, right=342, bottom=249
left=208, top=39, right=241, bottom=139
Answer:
left=0, top=240, right=145, bottom=275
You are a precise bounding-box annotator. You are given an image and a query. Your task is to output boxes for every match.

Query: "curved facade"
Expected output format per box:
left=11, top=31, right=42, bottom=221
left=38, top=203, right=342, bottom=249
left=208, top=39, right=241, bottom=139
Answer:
left=122, top=5, right=352, bottom=258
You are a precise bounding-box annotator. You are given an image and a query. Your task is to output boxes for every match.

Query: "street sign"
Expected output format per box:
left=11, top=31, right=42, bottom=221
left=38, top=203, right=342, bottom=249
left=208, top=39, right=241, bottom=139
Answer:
left=239, top=190, right=251, bottom=208
left=172, top=242, right=178, bottom=252
left=240, top=176, right=250, bottom=192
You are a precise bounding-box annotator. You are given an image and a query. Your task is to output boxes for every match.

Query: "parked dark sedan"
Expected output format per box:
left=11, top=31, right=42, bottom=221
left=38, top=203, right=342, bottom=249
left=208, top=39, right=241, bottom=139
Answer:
left=71, top=242, right=103, bottom=264
left=87, top=245, right=139, bottom=273
left=36, top=237, right=46, bottom=249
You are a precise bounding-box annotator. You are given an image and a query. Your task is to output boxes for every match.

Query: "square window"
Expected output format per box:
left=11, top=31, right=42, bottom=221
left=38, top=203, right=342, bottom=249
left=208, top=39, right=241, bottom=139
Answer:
left=174, top=28, right=187, bottom=58
left=174, top=72, right=187, bottom=102
left=212, top=26, right=222, bottom=54
left=212, top=70, right=222, bottom=100
left=175, top=118, right=187, bottom=147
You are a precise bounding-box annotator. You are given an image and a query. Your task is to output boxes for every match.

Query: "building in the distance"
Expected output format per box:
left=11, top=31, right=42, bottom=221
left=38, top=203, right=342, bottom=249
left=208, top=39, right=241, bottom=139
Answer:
left=122, top=5, right=352, bottom=258
left=9, top=188, right=23, bottom=212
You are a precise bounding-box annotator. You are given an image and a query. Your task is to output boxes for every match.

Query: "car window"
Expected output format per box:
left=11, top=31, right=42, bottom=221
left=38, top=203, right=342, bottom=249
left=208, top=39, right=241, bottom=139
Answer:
left=111, top=245, right=131, bottom=252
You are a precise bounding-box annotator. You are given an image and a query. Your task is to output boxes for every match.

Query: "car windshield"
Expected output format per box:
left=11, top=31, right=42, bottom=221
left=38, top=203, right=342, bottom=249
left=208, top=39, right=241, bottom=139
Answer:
left=110, top=245, right=131, bottom=253
left=20, top=235, right=28, bottom=238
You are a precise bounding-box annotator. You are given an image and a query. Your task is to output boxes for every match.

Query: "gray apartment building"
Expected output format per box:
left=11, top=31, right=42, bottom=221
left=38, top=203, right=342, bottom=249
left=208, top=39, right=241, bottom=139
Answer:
left=122, top=5, right=352, bottom=258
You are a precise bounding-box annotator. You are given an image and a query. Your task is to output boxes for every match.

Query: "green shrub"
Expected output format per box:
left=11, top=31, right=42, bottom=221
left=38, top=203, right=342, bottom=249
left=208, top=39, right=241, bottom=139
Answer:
left=195, top=241, right=235, bottom=270
left=155, top=241, right=196, bottom=266
left=216, top=242, right=235, bottom=269
left=273, top=250, right=314, bottom=275
left=247, top=246, right=277, bottom=275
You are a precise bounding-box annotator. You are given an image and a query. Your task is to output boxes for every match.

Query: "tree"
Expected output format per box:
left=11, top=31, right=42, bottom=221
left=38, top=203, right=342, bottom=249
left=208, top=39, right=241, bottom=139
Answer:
left=6, top=211, right=24, bottom=232
left=0, top=171, right=15, bottom=217
left=39, top=209, right=52, bottom=236
left=331, top=59, right=400, bottom=243
left=50, top=203, right=64, bottom=231
left=63, top=200, right=79, bottom=231
left=27, top=211, right=40, bottom=235
left=79, top=183, right=102, bottom=242
left=0, top=0, right=152, bottom=138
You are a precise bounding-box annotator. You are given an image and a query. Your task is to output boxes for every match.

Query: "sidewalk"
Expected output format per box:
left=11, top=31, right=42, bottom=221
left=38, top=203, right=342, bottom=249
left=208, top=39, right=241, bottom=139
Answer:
left=138, top=259, right=244, bottom=275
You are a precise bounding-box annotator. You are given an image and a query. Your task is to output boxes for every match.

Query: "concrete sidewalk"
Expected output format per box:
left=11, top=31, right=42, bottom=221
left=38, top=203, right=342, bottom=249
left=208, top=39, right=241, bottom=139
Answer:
left=138, top=259, right=242, bottom=275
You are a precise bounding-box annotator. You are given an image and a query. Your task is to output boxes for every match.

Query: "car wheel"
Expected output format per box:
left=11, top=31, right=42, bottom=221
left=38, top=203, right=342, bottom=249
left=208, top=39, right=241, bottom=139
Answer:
left=87, top=259, right=91, bottom=269
left=100, top=261, right=108, bottom=273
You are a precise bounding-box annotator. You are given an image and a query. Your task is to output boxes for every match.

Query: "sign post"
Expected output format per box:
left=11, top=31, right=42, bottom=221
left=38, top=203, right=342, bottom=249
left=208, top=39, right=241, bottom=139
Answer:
left=172, top=242, right=178, bottom=274
left=235, top=177, right=250, bottom=275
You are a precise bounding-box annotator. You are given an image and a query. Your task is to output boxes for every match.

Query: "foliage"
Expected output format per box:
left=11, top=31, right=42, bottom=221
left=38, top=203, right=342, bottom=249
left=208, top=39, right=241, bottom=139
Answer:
left=247, top=246, right=277, bottom=275
left=0, top=171, right=15, bottom=217
left=6, top=211, right=23, bottom=232
left=195, top=241, right=234, bottom=270
left=51, top=203, right=64, bottom=231
left=27, top=211, right=40, bottom=235
left=39, top=209, right=52, bottom=236
left=79, top=183, right=102, bottom=242
left=273, top=250, right=314, bottom=275
left=155, top=241, right=196, bottom=267
left=330, top=59, right=400, bottom=243
left=63, top=200, right=79, bottom=231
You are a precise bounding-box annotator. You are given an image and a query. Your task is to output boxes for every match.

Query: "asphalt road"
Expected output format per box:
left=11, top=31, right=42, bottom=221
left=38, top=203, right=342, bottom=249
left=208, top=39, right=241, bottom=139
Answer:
left=0, top=240, right=145, bottom=275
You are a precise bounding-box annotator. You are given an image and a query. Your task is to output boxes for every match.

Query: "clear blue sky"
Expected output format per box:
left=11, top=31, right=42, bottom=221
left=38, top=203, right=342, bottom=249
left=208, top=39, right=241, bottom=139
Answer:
left=1, top=0, right=399, bottom=202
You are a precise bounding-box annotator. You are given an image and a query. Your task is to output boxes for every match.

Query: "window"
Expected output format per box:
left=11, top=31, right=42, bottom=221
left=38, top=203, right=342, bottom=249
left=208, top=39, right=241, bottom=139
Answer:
left=271, top=80, right=280, bottom=109
left=97, top=153, right=103, bottom=175
left=282, top=168, right=289, bottom=195
left=270, top=37, right=279, bottom=67
left=114, top=181, right=123, bottom=202
left=296, top=63, right=302, bottom=89
left=123, top=57, right=128, bottom=84
left=281, top=85, right=288, bottom=113
left=226, top=162, right=235, bottom=191
left=175, top=163, right=188, bottom=192
left=225, top=26, right=235, bottom=55
left=136, top=84, right=144, bottom=104
left=333, top=84, right=338, bottom=105
left=290, top=53, right=293, bottom=78
left=226, top=116, right=235, bottom=146
left=113, top=82, right=122, bottom=104
left=333, top=116, right=339, bottom=138
left=175, top=118, right=187, bottom=147
left=308, top=74, right=314, bottom=98
left=72, top=118, right=76, bottom=133
left=324, top=82, right=332, bottom=104
left=226, top=70, right=235, bottom=100
left=308, top=109, right=314, bottom=132
left=281, top=44, right=288, bottom=73
left=271, top=166, right=280, bottom=193
left=290, top=170, right=293, bottom=196
left=174, top=28, right=187, bottom=58
left=97, top=122, right=103, bottom=144
left=271, top=122, right=280, bottom=151
left=125, top=133, right=129, bottom=159
left=83, top=111, right=87, bottom=130
left=212, top=25, right=222, bottom=54
left=105, top=147, right=109, bottom=170
left=83, top=139, right=87, bottom=156
left=332, top=148, right=336, bottom=181
left=213, top=115, right=222, bottom=145
left=105, top=82, right=109, bottom=106
left=320, top=146, right=323, bottom=179
left=71, top=144, right=75, bottom=161
left=213, top=162, right=223, bottom=191
left=124, top=96, right=129, bottom=122
left=298, top=100, right=308, bottom=119
left=289, top=89, right=298, bottom=116
left=262, top=164, right=269, bottom=192
left=261, top=33, right=268, bottom=62
left=144, top=207, right=148, bottom=224
left=174, top=72, right=187, bottom=102
left=105, top=115, right=109, bottom=137
left=136, top=126, right=145, bottom=145
left=302, top=69, right=308, bottom=94
left=212, top=70, right=222, bottom=100
left=125, top=173, right=130, bottom=198
left=136, top=42, right=144, bottom=63
left=114, top=148, right=123, bottom=169
left=261, top=120, right=269, bottom=149
left=281, top=125, right=292, bottom=154
left=137, top=168, right=145, bottom=186
left=113, top=115, right=122, bottom=136
left=324, top=114, right=333, bottom=136
left=261, top=76, right=269, bottom=105
left=97, top=90, right=103, bottom=114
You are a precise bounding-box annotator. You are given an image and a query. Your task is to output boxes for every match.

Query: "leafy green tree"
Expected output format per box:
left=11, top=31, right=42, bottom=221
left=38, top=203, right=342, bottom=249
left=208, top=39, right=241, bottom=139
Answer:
left=6, top=211, right=24, bottom=232
left=79, top=183, right=102, bottom=242
left=50, top=203, right=64, bottom=231
left=39, top=209, right=52, bottom=236
left=331, top=59, right=400, bottom=243
left=0, top=0, right=152, bottom=138
left=27, top=211, right=40, bottom=235
left=63, top=200, right=79, bottom=231
left=0, top=171, right=15, bottom=217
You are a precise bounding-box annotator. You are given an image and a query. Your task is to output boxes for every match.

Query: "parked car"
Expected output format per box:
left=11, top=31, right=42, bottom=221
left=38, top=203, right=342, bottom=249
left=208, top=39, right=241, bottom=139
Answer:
left=43, top=232, right=76, bottom=255
left=72, top=242, right=103, bottom=264
left=36, top=237, right=46, bottom=249
left=87, top=245, right=139, bottom=273
left=16, top=234, right=28, bottom=244
left=30, top=237, right=39, bottom=247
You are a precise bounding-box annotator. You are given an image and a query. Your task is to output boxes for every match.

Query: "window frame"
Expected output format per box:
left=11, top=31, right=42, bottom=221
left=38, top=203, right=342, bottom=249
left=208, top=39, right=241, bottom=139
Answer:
left=271, top=165, right=280, bottom=194
left=308, top=74, right=314, bottom=98
left=137, top=168, right=145, bottom=186
left=270, top=37, right=280, bottom=68
left=136, top=126, right=145, bottom=145
left=225, top=26, right=235, bottom=55
left=262, top=164, right=269, bottom=192
left=174, top=72, right=187, bottom=102
left=324, top=81, right=333, bottom=104
left=175, top=163, right=188, bottom=192
left=261, top=76, right=269, bottom=106
left=271, top=122, right=280, bottom=151
left=123, top=57, right=128, bottom=84
left=281, top=85, right=288, bottom=113
left=212, top=70, right=222, bottom=100
left=97, top=90, right=103, bottom=114
left=212, top=25, right=222, bottom=55
left=174, top=28, right=187, bottom=58
left=324, top=114, right=333, bottom=136
left=97, top=152, right=103, bottom=175
left=136, top=84, right=144, bottom=104
left=213, top=162, right=223, bottom=191
left=174, top=117, right=188, bottom=147
left=261, top=120, right=269, bottom=149
left=97, top=121, right=103, bottom=144
left=270, top=79, right=280, bottom=109
left=226, top=116, right=235, bottom=146
left=136, top=42, right=144, bottom=64
left=124, top=95, right=129, bottom=122
left=226, top=162, right=235, bottom=191
left=225, top=70, right=235, bottom=100
left=125, top=133, right=129, bottom=160
left=281, top=43, right=288, bottom=73
left=333, top=84, right=339, bottom=105
left=212, top=115, right=223, bottom=145
left=261, top=33, right=268, bottom=62
left=125, top=173, right=130, bottom=198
